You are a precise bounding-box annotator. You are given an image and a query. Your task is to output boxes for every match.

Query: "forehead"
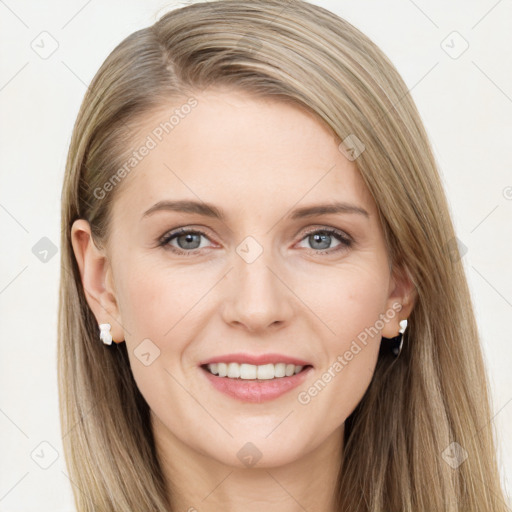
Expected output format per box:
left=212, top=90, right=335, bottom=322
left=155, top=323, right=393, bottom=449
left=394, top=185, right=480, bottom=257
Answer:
left=112, top=89, right=376, bottom=222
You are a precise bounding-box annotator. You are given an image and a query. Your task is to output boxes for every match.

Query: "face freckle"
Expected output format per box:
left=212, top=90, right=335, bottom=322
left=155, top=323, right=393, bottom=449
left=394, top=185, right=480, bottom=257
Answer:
left=107, top=88, right=399, bottom=471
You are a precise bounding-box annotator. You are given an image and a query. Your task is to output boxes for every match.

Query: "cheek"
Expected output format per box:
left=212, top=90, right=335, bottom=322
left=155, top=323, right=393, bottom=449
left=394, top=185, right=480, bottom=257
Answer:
left=294, top=261, right=389, bottom=412
left=111, top=264, right=185, bottom=388
left=115, top=263, right=201, bottom=409
left=115, top=257, right=221, bottom=399
left=116, top=255, right=207, bottom=340
left=296, top=259, right=390, bottom=342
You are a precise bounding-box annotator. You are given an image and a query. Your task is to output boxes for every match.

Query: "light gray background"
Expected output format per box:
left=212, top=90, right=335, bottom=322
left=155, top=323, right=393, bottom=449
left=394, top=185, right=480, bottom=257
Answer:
left=1, top=0, right=511, bottom=510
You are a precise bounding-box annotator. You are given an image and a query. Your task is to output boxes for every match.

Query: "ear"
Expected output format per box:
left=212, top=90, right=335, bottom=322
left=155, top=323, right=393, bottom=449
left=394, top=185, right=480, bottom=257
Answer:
left=70, top=219, right=125, bottom=344
left=381, top=262, right=417, bottom=339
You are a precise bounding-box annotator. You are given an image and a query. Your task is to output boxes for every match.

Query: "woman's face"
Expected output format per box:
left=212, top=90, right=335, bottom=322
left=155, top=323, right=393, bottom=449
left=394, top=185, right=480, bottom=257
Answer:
left=75, top=88, right=410, bottom=468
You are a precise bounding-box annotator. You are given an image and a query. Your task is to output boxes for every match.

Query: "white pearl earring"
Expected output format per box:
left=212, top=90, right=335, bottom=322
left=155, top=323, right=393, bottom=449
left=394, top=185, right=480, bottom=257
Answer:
left=99, top=323, right=113, bottom=345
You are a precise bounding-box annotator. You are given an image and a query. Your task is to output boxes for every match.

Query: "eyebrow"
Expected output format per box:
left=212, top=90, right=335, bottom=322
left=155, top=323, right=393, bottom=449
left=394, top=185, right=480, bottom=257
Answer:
left=141, top=199, right=370, bottom=220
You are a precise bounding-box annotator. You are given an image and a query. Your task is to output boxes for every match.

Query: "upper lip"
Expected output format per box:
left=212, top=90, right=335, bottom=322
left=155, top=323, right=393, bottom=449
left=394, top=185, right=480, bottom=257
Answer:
left=199, top=353, right=313, bottom=367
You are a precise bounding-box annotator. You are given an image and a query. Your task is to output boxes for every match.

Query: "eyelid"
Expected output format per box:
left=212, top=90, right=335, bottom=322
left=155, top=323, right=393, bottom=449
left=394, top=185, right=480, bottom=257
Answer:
left=299, top=225, right=353, bottom=242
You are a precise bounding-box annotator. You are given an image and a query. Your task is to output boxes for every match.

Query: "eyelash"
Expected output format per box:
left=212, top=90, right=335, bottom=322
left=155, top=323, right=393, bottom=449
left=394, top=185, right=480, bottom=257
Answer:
left=158, top=227, right=353, bottom=256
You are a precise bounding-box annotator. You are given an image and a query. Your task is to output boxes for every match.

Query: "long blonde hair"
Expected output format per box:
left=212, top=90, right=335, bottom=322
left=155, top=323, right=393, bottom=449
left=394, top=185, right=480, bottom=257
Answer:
left=58, top=1, right=509, bottom=510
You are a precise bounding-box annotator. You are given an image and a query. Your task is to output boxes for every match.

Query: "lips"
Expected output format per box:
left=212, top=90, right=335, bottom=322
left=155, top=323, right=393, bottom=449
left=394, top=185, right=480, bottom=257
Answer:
left=201, top=363, right=314, bottom=403
left=199, top=352, right=313, bottom=367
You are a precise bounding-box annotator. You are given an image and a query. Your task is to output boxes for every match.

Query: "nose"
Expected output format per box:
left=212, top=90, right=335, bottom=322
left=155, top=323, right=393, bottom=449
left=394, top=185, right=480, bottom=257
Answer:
left=221, top=245, right=294, bottom=334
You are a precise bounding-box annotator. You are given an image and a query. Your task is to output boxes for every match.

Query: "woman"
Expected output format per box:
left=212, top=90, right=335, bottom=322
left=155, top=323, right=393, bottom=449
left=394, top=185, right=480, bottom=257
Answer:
left=58, top=0, right=509, bottom=510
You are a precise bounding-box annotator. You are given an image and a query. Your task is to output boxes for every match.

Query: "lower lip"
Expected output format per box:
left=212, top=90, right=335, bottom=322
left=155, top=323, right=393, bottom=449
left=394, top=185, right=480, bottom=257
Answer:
left=200, top=365, right=313, bottom=403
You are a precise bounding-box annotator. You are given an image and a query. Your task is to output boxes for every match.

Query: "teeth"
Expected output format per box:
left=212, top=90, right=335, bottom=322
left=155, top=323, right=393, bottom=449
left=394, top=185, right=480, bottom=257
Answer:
left=205, top=362, right=305, bottom=379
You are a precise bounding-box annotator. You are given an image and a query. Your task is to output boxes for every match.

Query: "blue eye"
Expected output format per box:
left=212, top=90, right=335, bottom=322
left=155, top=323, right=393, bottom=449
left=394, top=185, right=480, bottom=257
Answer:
left=159, top=229, right=210, bottom=255
left=159, top=227, right=352, bottom=256
left=298, top=228, right=352, bottom=254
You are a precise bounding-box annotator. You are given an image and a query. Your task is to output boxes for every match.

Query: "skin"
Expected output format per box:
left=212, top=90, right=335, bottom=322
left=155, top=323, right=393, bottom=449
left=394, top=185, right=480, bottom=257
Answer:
left=72, top=88, right=415, bottom=511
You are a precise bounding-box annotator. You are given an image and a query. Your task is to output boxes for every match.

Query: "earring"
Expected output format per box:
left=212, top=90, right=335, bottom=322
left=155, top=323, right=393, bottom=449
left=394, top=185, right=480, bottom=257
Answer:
left=393, top=319, right=408, bottom=357
left=380, top=319, right=408, bottom=358
left=99, top=323, right=113, bottom=345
